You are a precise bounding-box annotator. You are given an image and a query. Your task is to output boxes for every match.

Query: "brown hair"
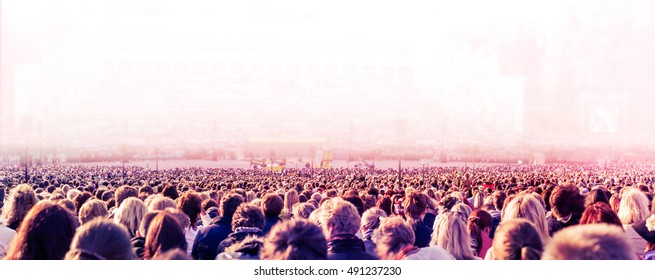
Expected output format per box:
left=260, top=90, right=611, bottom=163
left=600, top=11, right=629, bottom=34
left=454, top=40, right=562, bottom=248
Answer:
left=143, top=212, right=187, bottom=259
left=579, top=202, right=622, bottom=227
left=261, top=219, right=327, bottom=260
left=492, top=219, right=543, bottom=260
left=467, top=209, right=492, bottom=256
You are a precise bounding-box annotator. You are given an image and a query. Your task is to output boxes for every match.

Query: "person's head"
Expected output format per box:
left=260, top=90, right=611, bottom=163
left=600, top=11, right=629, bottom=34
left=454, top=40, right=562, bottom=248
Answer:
left=137, top=211, right=159, bottom=238
left=261, top=193, right=284, bottom=218
left=492, top=219, right=543, bottom=260
left=176, top=191, right=202, bottom=229
left=220, top=193, right=244, bottom=218
left=467, top=209, right=493, bottom=256
left=579, top=202, right=622, bottom=227
left=492, top=191, right=507, bottom=212
left=361, top=207, right=387, bottom=234
left=115, top=186, right=138, bottom=208
left=431, top=211, right=475, bottom=260
left=78, top=199, right=108, bottom=226
left=232, top=204, right=265, bottom=231
left=65, top=218, right=135, bottom=260
left=144, top=212, right=187, bottom=259
left=284, top=189, right=299, bottom=212
left=4, top=201, right=76, bottom=260
left=113, top=197, right=147, bottom=238
left=292, top=202, right=316, bottom=220
left=260, top=219, right=327, bottom=260
left=584, top=188, right=610, bottom=208
left=550, top=184, right=585, bottom=219
left=402, top=191, right=428, bottom=224
left=450, top=203, right=472, bottom=221
left=72, top=191, right=94, bottom=215
left=502, top=193, right=550, bottom=242
left=374, top=216, right=414, bottom=260
left=342, top=195, right=365, bottom=216
left=319, top=198, right=361, bottom=238
left=161, top=185, right=179, bottom=201
left=376, top=196, right=393, bottom=217
left=1, top=184, right=38, bottom=229
left=542, top=224, right=635, bottom=260
left=148, top=196, right=176, bottom=212
left=617, top=188, right=650, bottom=225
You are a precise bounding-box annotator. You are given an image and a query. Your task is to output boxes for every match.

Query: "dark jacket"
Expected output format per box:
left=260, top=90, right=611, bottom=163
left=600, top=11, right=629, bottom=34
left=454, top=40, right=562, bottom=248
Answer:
left=191, top=216, right=233, bottom=260
left=327, top=234, right=378, bottom=260
left=262, top=216, right=282, bottom=235
left=216, top=227, right=264, bottom=254
left=130, top=236, right=145, bottom=259
left=547, top=212, right=582, bottom=236
left=413, top=220, right=433, bottom=248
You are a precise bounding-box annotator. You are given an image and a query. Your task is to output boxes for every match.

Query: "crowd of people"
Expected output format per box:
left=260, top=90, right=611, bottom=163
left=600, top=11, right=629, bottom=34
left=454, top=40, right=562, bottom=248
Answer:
left=0, top=162, right=654, bottom=260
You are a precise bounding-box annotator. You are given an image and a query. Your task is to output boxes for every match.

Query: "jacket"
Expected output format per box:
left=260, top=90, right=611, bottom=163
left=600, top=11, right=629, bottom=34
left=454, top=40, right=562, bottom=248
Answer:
left=217, top=227, right=264, bottom=254
left=191, top=216, right=233, bottom=260
left=327, top=234, right=378, bottom=260
left=262, top=216, right=282, bottom=235
left=130, top=236, right=145, bottom=259
left=413, top=220, right=433, bottom=248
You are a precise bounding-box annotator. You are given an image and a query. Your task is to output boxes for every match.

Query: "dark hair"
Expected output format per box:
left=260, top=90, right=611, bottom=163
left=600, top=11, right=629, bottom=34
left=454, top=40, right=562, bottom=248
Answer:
left=376, top=196, right=393, bottom=217
left=232, top=204, right=265, bottom=231
left=402, top=191, right=428, bottom=226
left=584, top=189, right=610, bottom=208
left=220, top=193, right=244, bottom=218
left=162, top=185, right=179, bottom=201
left=202, top=198, right=219, bottom=211
left=467, top=209, right=493, bottom=256
left=493, top=191, right=507, bottom=211
left=144, top=213, right=187, bottom=259
left=66, top=218, right=135, bottom=260
left=261, top=193, right=284, bottom=217
left=177, top=191, right=202, bottom=230
left=342, top=195, right=365, bottom=216
left=115, top=186, right=138, bottom=207
left=261, top=219, right=327, bottom=260
left=579, top=202, right=622, bottom=227
left=550, top=184, right=585, bottom=218
left=73, top=191, right=94, bottom=215
left=4, top=201, right=77, bottom=260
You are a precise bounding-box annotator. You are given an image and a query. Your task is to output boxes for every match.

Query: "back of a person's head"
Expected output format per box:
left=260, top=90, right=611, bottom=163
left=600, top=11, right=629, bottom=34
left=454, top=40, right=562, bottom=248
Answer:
left=66, top=218, right=135, bottom=260
left=502, top=193, right=550, bottom=242
left=139, top=211, right=160, bottom=238
left=144, top=212, right=187, bottom=259
left=4, top=201, right=76, bottom=260
left=584, top=188, right=610, bottom=208
left=261, top=193, right=284, bottom=218
left=402, top=191, right=428, bottom=221
left=220, top=193, right=244, bottom=218
left=148, top=196, right=176, bottom=212
left=161, top=185, right=179, bottom=201
left=2, top=184, right=38, bottom=227
left=115, top=186, right=138, bottom=208
left=431, top=211, right=474, bottom=260
left=114, top=197, right=147, bottom=237
left=261, top=219, right=327, bottom=260
left=176, top=191, right=202, bottom=229
left=542, top=224, right=634, bottom=260
left=617, top=188, right=650, bottom=225
left=374, top=216, right=414, bottom=260
left=320, top=197, right=361, bottom=238
left=579, top=202, right=622, bottom=227
left=292, top=202, right=317, bottom=220
left=342, top=195, right=365, bottom=216
left=232, top=203, right=265, bottom=231
left=72, top=191, right=94, bottom=215
left=78, top=199, right=109, bottom=226
left=492, top=219, right=543, bottom=260
left=550, top=184, right=585, bottom=218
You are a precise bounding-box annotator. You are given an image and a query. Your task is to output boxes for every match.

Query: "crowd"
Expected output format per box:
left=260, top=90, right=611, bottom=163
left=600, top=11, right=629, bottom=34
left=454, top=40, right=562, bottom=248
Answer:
left=0, top=162, right=654, bottom=260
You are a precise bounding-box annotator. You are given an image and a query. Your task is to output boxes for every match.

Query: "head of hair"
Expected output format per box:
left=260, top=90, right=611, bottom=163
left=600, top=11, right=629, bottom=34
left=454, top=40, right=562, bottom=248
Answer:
left=220, top=193, right=244, bottom=218
left=148, top=196, right=176, bottom=212
left=542, top=224, right=635, bottom=260
left=231, top=204, right=265, bottom=231
left=292, top=202, right=317, bottom=220
left=284, top=189, right=299, bottom=212
left=450, top=203, right=472, bottom=221
left=376, top=196, right=393, bottom=217
left=1, top=184, right=38, bottom=229
left=261, top=193, right=284, bottom=217
left=342, top=195, right=365, bottom=216
left=65, top=218, right=135, bottom=260
left=492, top=191, right=507, bottom=211
left=550, top=184, right=585, bottom=219
left=492, top=219, right=543, bottom=260
left=138, top=211, right=160, bottom=238
left=176, top=191, right=202, bottom=230
left=4, top=201, right=76, bottom=260
left=580, top=202, right=622, bottom=227
left=584, top=188, right=610, bottom=208
left=115, top=186, right=138, bottom=207
left=113, top=197, right=147, bottom=237
left=78, top=199, right=108, bottom=225
left=617, top=188, right=650, bottom=225
left=361, top=207, right=387, bottom=232
left=430, top=211, right=475, bottom=260
left=144, top=212, right=187, bottom=259
left=502, top=193, right=550, bottom=242
left=320, top=198, right=361, bottom=238
left=402, top=191, right=428, bottom=224
left=57, top=199, right=77, bottom=215
left=260, top=219, right=327, bottom=260
left=161, top=185, right=179, bottom=201
left=467, top=209, right=493, bottom=256
left=374, top=216, right=414, bottom=260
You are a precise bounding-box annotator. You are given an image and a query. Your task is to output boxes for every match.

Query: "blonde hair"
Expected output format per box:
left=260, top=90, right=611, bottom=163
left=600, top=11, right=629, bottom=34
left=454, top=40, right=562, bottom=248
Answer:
left=114, top=197, right=147, bottom=237
left=492, top=219, right=543, bottom=260
left=1, top=184, right=38, bottom=228
left=430, top=212, right=475, bottom=260
left=542, top=223, right=634, bottom=260
left=148, top=196, right=176, bottom=212
left=319, top=198, right=361, bottom=238
left=617, top=188, right=650, bottom=225
left=78, top=199, right=108, bottom=225
left=292, top=203, right=316, bottom=220
left=502, top=193, right=550, bottom=242
left=284, top=189, right=299, bottom=213
left=374, top=216, right=414, bottom=260
left=361, top=207, right=387, bottom=231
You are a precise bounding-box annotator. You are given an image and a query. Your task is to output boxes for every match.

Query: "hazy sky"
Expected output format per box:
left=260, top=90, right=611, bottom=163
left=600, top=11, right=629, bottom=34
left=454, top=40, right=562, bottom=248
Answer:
left=2, top=0, right=654, bottom=156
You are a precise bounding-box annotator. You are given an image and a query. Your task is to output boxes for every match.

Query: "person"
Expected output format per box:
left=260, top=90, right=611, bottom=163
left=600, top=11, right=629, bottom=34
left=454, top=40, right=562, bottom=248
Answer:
left=542, top=224, right=635, bottom=260
left=632, top=214, right=655, bottom=260
left=217, top=204, right=265, bottom=254
left=492, top=219, right=543, bottom=260
left=282, top=189, right=299, bottom=218
left=467, top=209, right=493, bottom=258
left=402, top=191, right=432, bottom=248
left=113, top=197, right=147, bottom=238
left=143, top=212, right=187, bottom=259
left=618, top=188, right=651, bottom=258
left=260, top=219, right=327, bottom=260
left=501, top=193, right=550, bottom=242
left=293, top=202, right=316, bottom=220
left=131, top=211, right=159, bottom=259
left=360, top=207, right=387, bottom=257
left=66, top=218, right=136, bottom=260
left=375, top=216, right=453, bottom=260
left=579, top=202, right=622, bottom=227
left=430, top=211, right=478, bottom=260
left=1, top=184, right=38, bottom=230
left=320, top=198, right=377, bottom=260
left=4, top=201, right=77, bottom=260
left=176, top=191, right=204, bottom=254
left=78, top=199, right=109, bottom=226
left=547, top=184, right=585, bottom=236
left=260, top=193, right=283, bottom=235
left=191, top=192, right=243, bottom=260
